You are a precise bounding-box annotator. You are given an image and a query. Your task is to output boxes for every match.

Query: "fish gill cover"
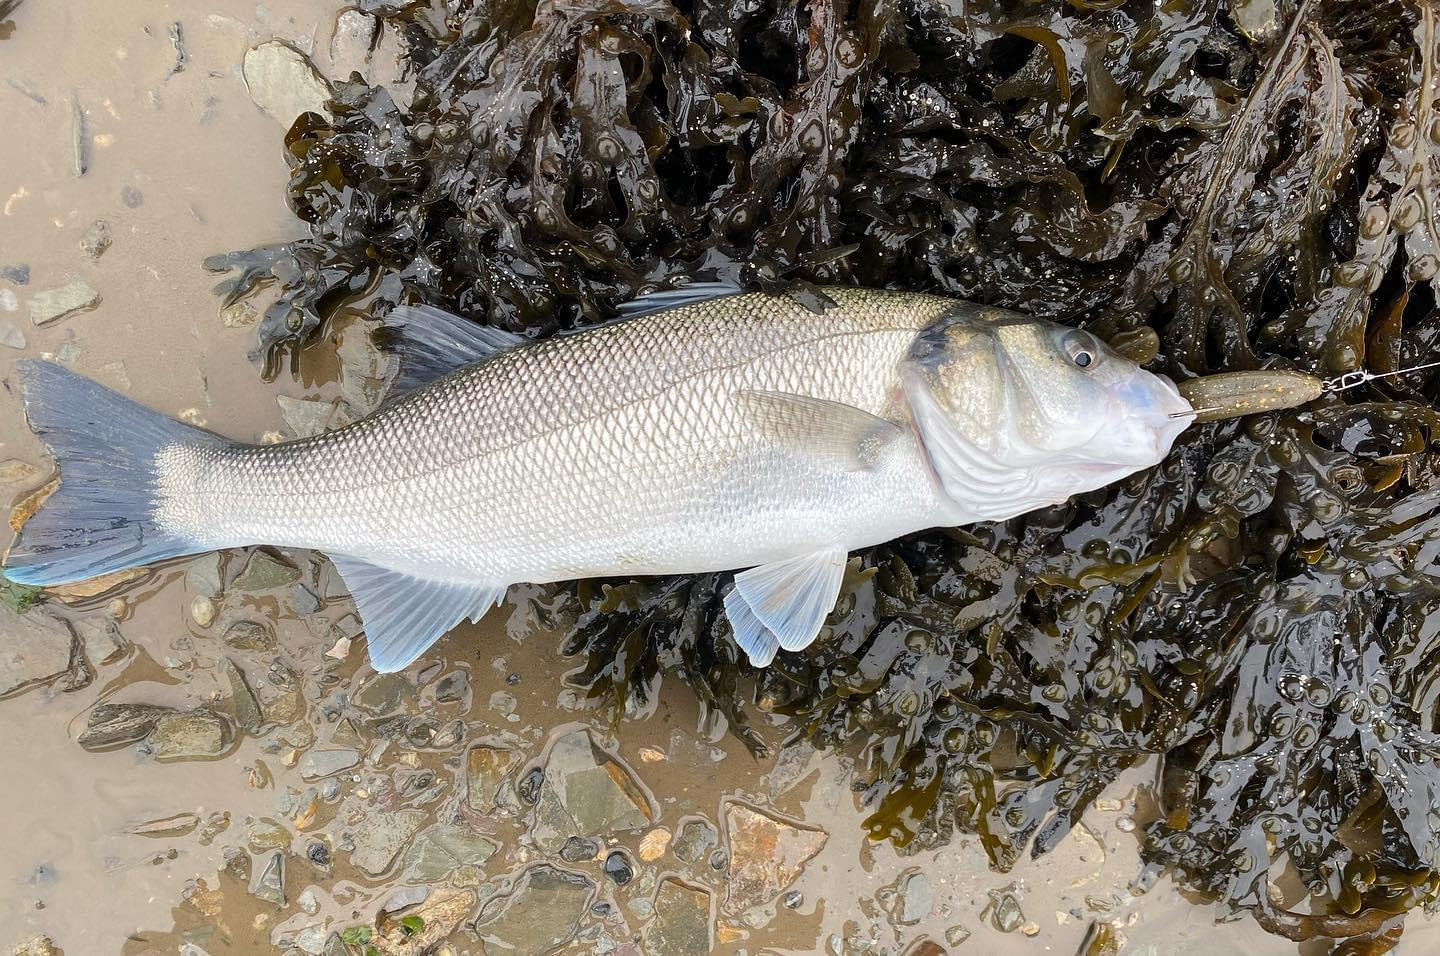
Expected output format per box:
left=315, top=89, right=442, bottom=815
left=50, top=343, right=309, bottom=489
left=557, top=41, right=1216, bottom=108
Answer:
left=211, top=0, right=1440, bottom=944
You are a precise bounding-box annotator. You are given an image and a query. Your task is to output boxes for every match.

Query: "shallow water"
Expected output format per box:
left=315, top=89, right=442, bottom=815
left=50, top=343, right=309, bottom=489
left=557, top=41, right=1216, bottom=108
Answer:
left=0, top=1, right=1431, bottom=954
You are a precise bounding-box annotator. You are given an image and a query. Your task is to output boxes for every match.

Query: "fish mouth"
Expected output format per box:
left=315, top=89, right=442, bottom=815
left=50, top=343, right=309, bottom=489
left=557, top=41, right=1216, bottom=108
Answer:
left=1113, top=374, right=1193, bottom=462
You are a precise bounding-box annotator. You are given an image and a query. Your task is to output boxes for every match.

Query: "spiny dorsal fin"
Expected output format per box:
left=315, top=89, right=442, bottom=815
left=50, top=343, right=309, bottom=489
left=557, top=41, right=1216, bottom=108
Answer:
left=328, top=553, right=506, bottom=672
left=734, top=389, right=903, bottom=471
left=614, top=281, right=746, bottom=318
left=379, top=304, right=529, bottom=395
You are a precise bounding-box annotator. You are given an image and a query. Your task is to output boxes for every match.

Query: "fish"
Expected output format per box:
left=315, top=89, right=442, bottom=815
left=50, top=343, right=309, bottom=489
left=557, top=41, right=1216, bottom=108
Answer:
left=2, top=284, right=1193, bottom=670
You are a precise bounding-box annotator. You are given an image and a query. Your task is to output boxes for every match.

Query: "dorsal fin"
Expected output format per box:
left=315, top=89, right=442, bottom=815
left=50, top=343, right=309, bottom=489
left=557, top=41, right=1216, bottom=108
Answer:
left=379, top=305, right=529, bottom=394
left=614, top=281, right=746, bottom=318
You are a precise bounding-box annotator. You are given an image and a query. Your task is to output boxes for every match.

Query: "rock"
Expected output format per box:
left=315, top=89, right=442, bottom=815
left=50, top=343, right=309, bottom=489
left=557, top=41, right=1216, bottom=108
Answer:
left=376, top=886, right=475, bottom=955
left=298, top=749, right=360, bottom=780
left=191, top=595, right=217, bottom=627
left=397, top=824, right=496, bottom=882
left=603, top=849, right=633, bottom=885
left=336, top=318, right=390, bottom=413
left=474, top=864, right=594, bottom=953
left=560, top=836, right=600, bottom=863
left=221, top=658, right=265, bottom=734
left=0, top=609, right=75, bottom=696
left=185, top=555, right=223, bottom=597
left=671, top=816, right=718, bottom=865
left=224, top=619, right=276, bottom=651
left=349, top=808, right=426, bottom=876
left=529, top=729, right=656, bottom=851
left=327, top=9, right=377, bottom=81
left=243, top=41, right=332, bottom=125
left=0, top=289, right=14, bottom=311
left=232, top=550, right=300, bottom=590
left=147, top=711, right=232, bottom=760
left=895, top=870, right=934, bottom=925
left=253, top=850, right=286, bottom=905
left=722, top=802, right=828, bottom=913
left=985, top=887, right=1025, bottom=934
left=220, top=301, right=259, bottom=328
left=433, top=670, right=469, bottom=704
left=489, top=690, right=516, bottom=716
left=80, top=219, right=112, bottom=258
left=29, top=281, right=100, bottom=325
left=0, top=460, right=37, bottom=485
left=120, top=186, right=144, bottom=208
left=644, top=879, right=712, bottom=956
left=1, top=263, right=28, bottom=284
left=73, top=615, right=126, bottom=665
left=291, top=583, right=322, bottom=615
left=945, top=925, right=971, bottom=945
left=47, top=567, right=144, bottom=602
left=131, top=812, right=200, bottom=837
left=11, top=936, right=60, bottom=956
left=277, top=395, right=351, bottom=439
left=79, top=702, right=173, bottom=748
left=353, top=673, right=411, bottom=715
left=0, top=319, right=25, bottom=349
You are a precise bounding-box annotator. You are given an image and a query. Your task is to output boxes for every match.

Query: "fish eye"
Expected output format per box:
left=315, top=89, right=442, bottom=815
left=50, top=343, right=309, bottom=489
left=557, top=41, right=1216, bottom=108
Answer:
left=1062, top=330, right=1100, bottom=370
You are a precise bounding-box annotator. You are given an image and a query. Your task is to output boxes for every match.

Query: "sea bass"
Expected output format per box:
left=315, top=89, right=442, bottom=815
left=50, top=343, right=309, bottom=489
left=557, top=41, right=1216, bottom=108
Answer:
left=2, top=285, right=1193, bottom=670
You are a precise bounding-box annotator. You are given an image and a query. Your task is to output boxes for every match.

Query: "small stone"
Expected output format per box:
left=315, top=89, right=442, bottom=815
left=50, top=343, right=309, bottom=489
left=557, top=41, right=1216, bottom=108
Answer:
left=80, top=219, right=112, bottom=258
left=639, top=826, right=673, bottom=862
left=224, top=619, right=276, bottom=651
left=896, top=870, right=934, bottom=925
left=243, top=40, right=333, bottom=125
left=249, top=821, right=292, bottom=851
left=474, top=864, right=595, bottom=953
left=11, top=936, right=60, bottom=956
left=220, top=300, right=259, bottom=328
left=148, top=710, right=232, bottom=760
left=434, top=670, right=469, bottom=704
left=723, top=802, right=828, bottom=913
left=644, top=878, right=712, bottom=956
left=253, top=851, right=285, bottom=905
left=327, top=9, right=377, bottom=80
left=298, top=749, right=360, bottom=780
left=1021, top=921, right=1041, bottom=937
left=336, top=317, right=389, bottom=413
left=671, top=817, right=718, bottom=864
left=528, top=729, right=656, bottom=852
left=120, top=186, right=144, bottom=208
left=603, top=850, right=634, bottom=886
left=79, top=702, right=174, bottom=748
left=986, top=888, right=1025, bottom=934
left=131, top=812, right=200, bottom=837
left=945, top=925, right=971, bottom=945
left=232, top=550, right=300, bottom=590
left=397, top=823, right=497, bottom=882
left=0, top=263, right=29, bottom=284
left=1115, top=815, right=1136, bottom=833
left=73, top=616, right=126, bottom=665
left=381, top=885, right=431, bottom=914
left=277, top=395, right=351, bottom=439
left=191, top=596, right=217, bottom=627
left=349, top=808, right=426, bottom=876
left=0, top=319, right=25, bottom=349
left=29, top=281, right=100, bottom=325
left=489, top=690, right=516, bottom=716
left=185, top=555, right=223, bottom=597
left=0, top=459, right=39, bottom=485
left=0, top=609, right=75, bottom=697
left=47, top=567, right=144, bottom=601
left=353, top=673, right=411, bottom=715
left=560, top=836, right=601, bottom=863
left=291, top=583, right=322, bottom=616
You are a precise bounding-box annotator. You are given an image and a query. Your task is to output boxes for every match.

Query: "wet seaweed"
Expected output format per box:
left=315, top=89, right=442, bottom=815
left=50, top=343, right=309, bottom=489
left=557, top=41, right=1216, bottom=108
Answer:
left=216, top=0, right=1440, bottom=942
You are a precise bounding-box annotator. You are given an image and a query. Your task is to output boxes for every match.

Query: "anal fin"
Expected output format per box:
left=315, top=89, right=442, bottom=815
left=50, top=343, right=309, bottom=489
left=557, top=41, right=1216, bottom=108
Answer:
left=328, top=554, right=506, bottom=672
left=729, top=547, right=848, bottom=655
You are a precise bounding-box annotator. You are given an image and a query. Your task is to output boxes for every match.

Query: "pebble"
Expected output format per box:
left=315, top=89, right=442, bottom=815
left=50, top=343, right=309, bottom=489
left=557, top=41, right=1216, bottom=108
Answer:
left=723, top=802, right=828, bottom=913
left=298, top=749, right=360, bottom=780
left=78, top=702, right=174, bottom=748
left=232, top=550, right=300, bottom=590
left=0, top=289, right=16, bottom=311
left=0, top=318, right=25, bottom=349
left=224, top=619, right=276, bottom=651
left=473, top=864, right=595, bottom=953
left=895, top=870, right=933, bottom=925
left=644, top=879, right=713, bottom=956
left=190, top=596, right=217, bottom=627
left=243, top=40, right=332, bottom=125
left=79, top=219, right=112, bottom=258
left=222, top=657, right=263, bottom=734
left=185, top=554, right=223, bottom=598
left=603, top=850, right=634, bottom=885
left=29, top=281, right=100, bottom=325
left=253, top=851, right=285, bottom=905
left=639, top=826, right=672, bottom=861
left=147, top=711, right=232, bottom=761
left=1115, top=815, right=1137, bottom=833
left=0, top=610, right=76, bottom=695
left=0, top=263, right=29, bottom=284
left=349, top=808, right=426, bottom=876
left=560, top=836, right=601, bottom=863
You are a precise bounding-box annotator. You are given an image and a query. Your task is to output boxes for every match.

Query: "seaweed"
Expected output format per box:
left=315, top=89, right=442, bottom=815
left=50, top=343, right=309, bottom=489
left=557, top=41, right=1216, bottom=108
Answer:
left=215, top=0, right=1440, bottom=942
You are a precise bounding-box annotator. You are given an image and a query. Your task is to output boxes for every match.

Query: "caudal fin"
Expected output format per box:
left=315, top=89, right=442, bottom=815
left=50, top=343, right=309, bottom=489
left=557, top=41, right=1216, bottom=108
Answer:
left=3, top=360, right=220, bottom=586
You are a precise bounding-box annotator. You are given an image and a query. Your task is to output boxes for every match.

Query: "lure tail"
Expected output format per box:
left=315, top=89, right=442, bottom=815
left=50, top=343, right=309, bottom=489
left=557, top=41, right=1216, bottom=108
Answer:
left=3, top=360, right=218, bottom=586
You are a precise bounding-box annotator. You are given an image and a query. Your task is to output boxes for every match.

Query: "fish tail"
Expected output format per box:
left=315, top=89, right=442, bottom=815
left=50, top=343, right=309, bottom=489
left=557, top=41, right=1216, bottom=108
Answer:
left=3, top=360, right=220, bottom=586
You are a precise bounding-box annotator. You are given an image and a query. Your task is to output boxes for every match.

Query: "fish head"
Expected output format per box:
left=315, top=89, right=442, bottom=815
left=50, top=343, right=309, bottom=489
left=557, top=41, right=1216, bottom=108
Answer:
left=902, top=308, right=1193, bottom=518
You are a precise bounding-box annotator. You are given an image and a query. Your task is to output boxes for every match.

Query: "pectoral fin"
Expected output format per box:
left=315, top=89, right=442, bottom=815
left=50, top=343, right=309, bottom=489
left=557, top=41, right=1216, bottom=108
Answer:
left=329, top=554, right=506, bottom=672
left=735, top=390, right=902, bottom=471
left=730, top=547, right=848, bottom=654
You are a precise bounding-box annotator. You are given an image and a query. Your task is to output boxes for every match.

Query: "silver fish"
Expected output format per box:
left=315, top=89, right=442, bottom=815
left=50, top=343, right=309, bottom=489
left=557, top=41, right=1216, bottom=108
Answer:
left=2, top=285, right=1192, bottom=669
